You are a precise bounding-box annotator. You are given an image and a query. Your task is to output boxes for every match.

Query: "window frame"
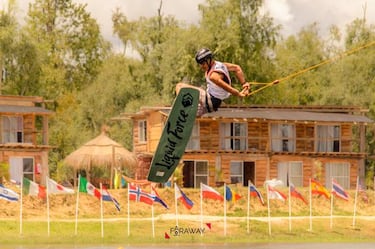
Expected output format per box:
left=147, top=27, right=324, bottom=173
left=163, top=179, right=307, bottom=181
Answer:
left=325, top=162, right=350, bottom=189
left=316, top=124, right=341, bottom=152
left=2, top=116, right=23, bottom=143
left=138, top=120, right=147, bottom=143
left=230, top=161, right=243, bottom=185
left=277, top=161, right=303, bottom=187
left=270, top=123, right=296, bottom=152
left=220, top=122, right=248, bottom=151
left=186, top=122, right=200, bottom=150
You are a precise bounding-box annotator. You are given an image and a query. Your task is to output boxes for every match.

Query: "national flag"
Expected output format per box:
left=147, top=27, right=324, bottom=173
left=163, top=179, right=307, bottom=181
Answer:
left=290, top=183, right=307, bottom=204
left=264, top=179, right=283, bottom=187
left=201, top=183, right=223, bottom=201
left=249, top=183, right=265, bottom=205
left=101, top=185, right=121, bottom=211
left=310, top=178, right=330, bottom=199
left=225, top=185, right=241, bottom=202
left=175, top=184, right=194, bottom=209
left=267, top=185, right=287, bottom=201
left=0, top=184, right=19, bottom=202
left=78, top=175, right=101, bottom=200
left=46, top=177, right=74, bottom=194
left=332, top=179, right=349, bottom=201
left=129, top=184, right=154, bottom=205
left=23, top=177, right=46, bottom=199
left=151, top=186, right=169, bottom=209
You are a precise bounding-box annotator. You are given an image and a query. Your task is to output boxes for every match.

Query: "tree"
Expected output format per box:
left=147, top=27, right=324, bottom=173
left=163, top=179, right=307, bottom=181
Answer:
left=197, top=0, right=280, bottom=104
left=25, top=0, right=109, bottom=99
left=273, top=24, right=329, bottom=105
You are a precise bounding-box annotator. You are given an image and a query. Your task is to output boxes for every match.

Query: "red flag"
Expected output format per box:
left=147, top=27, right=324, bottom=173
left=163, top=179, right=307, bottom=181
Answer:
left=175, top=184, right=194, bottom=209
left=268, top=185, right=287, bottom=201
left=249, top=183, right=265, bottom=205
left=129, top=184, right=154, bottom=205
left=290, top=184, right=307, bottom=204
left=201, top=183, right=223, bottom=201
left=311, top=178, right=330, bottom=199
left=164, top=232, right=170, bottom=239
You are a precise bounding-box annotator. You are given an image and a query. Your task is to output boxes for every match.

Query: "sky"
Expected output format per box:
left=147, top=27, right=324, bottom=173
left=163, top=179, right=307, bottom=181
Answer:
left=0, top=0, right=374, bottom=52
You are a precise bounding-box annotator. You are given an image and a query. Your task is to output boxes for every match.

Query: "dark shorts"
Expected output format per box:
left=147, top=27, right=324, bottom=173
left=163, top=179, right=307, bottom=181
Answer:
left=206, top=93, right=222, bottom=112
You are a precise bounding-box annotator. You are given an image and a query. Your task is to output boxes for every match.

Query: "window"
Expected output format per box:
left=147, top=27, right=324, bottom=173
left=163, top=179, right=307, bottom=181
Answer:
left=182, top=160, right=209, bottom=188
left=316, top=125, right=340, bottom=152
left=195, top=161, right=208, bottom=188
left=138, top=120, right=147, bottom=142
left=220, top=122, right=247, bottom=150
left=2, top=116, right=23, bottom=143
left=9, top=157, right=34, bottom=183
left=271, top=124, right=295, bottom=152
left=186, top=122, right=200, bottom=150
left=230, top=161, right=243, bottom=184
left=277, top=161, right=303, bottom=187
left=325, top=162, right=350, bottom=189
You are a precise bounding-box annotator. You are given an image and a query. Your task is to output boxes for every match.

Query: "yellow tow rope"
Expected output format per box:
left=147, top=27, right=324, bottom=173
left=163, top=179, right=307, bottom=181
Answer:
left=247, top=40, right=375, bottom=96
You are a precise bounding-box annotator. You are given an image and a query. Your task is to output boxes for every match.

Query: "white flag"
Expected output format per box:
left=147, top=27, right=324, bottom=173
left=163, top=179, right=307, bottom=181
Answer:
left=0, top=184, right=19, bottom=202
left=47, top=178, right=74, bottom=194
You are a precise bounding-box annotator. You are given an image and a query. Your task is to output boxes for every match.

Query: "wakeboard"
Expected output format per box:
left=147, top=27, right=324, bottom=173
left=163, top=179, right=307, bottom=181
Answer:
left=147, top=87, right=199, bottom=183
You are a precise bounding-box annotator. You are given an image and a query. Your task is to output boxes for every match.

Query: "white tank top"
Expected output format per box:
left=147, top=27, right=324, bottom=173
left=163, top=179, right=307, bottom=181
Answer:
left=205, top=61, right=231, bottom=100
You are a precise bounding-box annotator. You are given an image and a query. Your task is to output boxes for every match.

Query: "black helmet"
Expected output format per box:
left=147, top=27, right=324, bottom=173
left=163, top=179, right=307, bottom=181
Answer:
left=195, top=48, right=213, bottom=64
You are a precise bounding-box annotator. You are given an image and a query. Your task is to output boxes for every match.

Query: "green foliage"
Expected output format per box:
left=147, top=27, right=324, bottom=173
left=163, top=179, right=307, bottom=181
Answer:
left=0, top=162, right=9, bottom=183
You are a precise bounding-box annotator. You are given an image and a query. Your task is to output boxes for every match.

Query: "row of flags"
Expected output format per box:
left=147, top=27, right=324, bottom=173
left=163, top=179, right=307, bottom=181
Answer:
left=0, top=175, right=371, bottom=237
left=1, top=177, right=369, bottom=206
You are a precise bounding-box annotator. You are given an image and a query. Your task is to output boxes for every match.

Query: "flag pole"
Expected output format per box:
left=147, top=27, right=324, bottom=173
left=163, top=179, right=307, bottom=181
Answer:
left=100, top=183, right=104, bottom=238
left=127, top=185, right=130, bottom=236
left=309, top=178, right=312, bottom=231
left=247, top=180, right=250, bottom=234
left=174, top=183, right=178, bottom=227
left=288, top=184, right=291, bottom=232
left=151, top=201, right=155, bottom=238
left=200, top=182, right=203, bottom=236
left=224, top=183, right=227, bottom=236
left=74, top=174, right=80, bottom=236
left=352, top=176, right=359, bottom=228
left=266, top=184, right=271, bottom=236
left=20, top=177, right=23, bottom=235
left=330, top=178, right=334, bottom=229
left=46, top=176, right=50, bottom=237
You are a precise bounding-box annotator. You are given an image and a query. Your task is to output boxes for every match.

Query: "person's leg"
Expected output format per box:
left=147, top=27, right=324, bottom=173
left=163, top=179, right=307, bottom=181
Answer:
left=175, top=82, right=207, bottom=117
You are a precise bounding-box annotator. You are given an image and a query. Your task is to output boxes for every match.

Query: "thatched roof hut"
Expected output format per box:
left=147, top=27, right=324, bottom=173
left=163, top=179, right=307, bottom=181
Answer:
left=64, top=131, right=137, bottom=188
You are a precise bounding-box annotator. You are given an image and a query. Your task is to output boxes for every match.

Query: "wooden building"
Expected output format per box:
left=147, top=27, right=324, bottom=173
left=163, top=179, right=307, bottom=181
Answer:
left=0, top=95, right=53, bottom=185
left=119, top=105, right=373, bottom=189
